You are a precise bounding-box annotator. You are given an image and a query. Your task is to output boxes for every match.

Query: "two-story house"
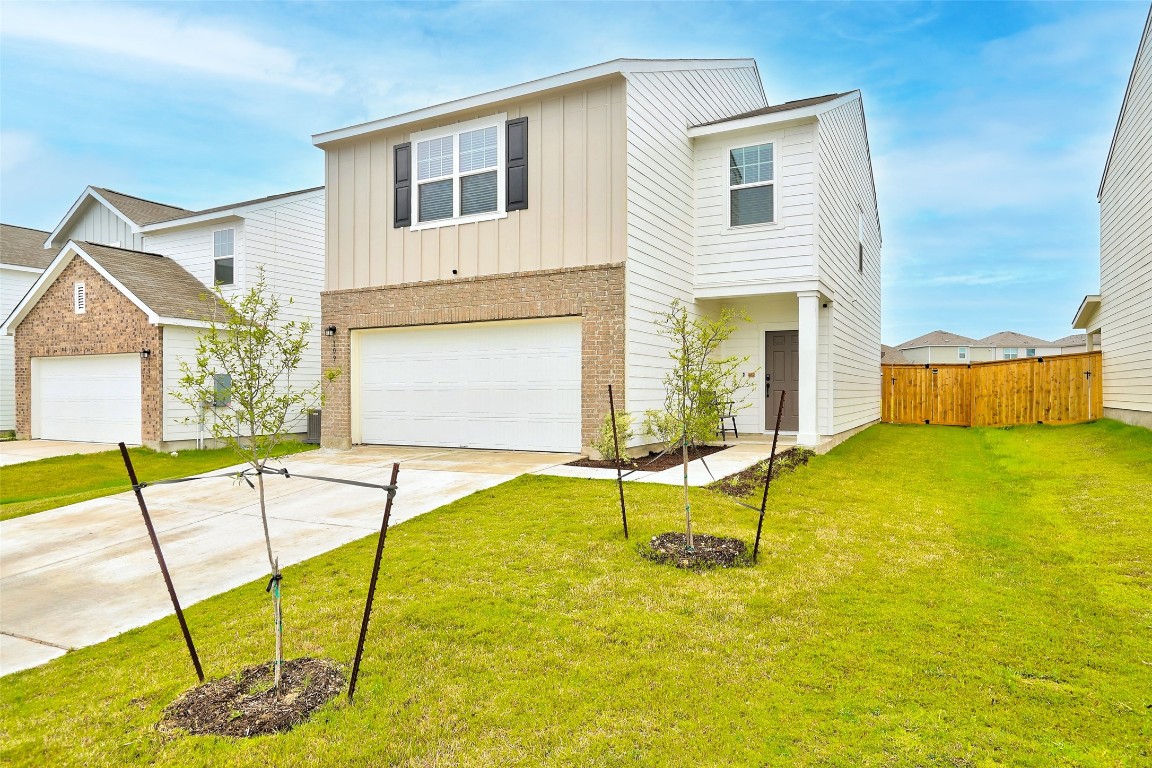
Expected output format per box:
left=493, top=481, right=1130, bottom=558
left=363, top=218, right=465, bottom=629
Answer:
left=1, top=186, right=325, bottom=448
left=313, top=58, right=882, bottom=454
left=1073, top=8, right=1152, bottom=429
left=0, top=225, right=57, bottom=432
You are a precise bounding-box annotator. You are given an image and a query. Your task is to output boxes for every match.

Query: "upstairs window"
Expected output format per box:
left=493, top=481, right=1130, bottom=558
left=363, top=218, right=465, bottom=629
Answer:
left=213, top=229, right=235, bottom=285
left=1003, top=348, right=1019, bottom=360
left=73, top=282, right=86, bottom=314
left=412, top=117, right=505, bottom=228
left=729, top=142, right=775, bottom=227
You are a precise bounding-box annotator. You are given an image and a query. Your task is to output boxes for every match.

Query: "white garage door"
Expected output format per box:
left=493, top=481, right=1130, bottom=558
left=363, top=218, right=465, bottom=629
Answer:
left=33, top=354, right=142, bottom=444
left=356, top=318, right=581, bottom=452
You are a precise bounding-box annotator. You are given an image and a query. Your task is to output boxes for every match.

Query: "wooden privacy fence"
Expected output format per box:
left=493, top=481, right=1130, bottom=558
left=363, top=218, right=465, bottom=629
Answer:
left=882, top=351, right=1102, bottom=427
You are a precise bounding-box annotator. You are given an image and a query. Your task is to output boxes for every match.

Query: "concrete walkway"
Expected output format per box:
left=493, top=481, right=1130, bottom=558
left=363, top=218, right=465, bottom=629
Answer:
left=0, top=446, right=574, bottom=676
left=533, top=440, right=796, bottom=486
left=0, top=440, right=123, bottom=467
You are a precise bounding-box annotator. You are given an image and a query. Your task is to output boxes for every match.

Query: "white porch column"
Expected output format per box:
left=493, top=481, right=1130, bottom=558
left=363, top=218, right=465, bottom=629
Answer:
left=797, top=290, right=820, bottom=448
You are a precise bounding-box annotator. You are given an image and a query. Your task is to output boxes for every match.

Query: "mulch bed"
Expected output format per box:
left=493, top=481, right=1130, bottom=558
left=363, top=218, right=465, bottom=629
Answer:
left=707, top=447, right=813, bottom=499
left=161, top=657, right=343, bottom=738
left=568, top=444, right=727, bottom=472
left=640, top=532, right=749, bottom=570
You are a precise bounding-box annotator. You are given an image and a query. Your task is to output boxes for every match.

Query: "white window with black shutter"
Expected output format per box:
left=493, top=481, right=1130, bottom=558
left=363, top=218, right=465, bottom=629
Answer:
left=407, top=114, right=508, bottom=230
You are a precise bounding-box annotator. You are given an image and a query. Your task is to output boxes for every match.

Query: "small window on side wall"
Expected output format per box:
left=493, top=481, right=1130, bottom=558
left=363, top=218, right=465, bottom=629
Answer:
left=729, top=143, right=774, bottom=226
left=212, top=373, right=232, bottom=407
left=213, top=229, right=235, bottom=285
left=1026, top=348, right=1036, bottom=357
left=1003, top=348, right=1018, bottom=360
left=958, top=347, right=967, bottom=361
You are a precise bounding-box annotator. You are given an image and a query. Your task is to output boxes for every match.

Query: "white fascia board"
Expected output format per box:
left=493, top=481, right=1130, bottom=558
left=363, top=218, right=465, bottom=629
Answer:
left=0, top=263, right=46, bottom=274
left=312, top=58, right=757, bottom=146
left=140, top=188, right=323, bottom=232
left=1072, top=294, right=1102, bottom=329
left=43, top=187, right=140, bottom=248
left=687, top=91, right=859, bottom=138
left=155, top=316, right=212, bottom=329
left=694, top=276, right=826, bottom=300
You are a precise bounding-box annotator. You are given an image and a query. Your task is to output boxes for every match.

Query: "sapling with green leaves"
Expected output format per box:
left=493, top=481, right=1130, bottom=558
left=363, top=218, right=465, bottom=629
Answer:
left=643, top=300, right=752, bottom=549
left=172, top=272, right=322, bottom=691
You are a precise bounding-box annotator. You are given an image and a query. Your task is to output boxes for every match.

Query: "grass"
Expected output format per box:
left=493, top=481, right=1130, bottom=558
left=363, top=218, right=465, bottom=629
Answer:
left=0, top=442, right=318, bottom=521
left=1, top=421, right=1149, bottom=766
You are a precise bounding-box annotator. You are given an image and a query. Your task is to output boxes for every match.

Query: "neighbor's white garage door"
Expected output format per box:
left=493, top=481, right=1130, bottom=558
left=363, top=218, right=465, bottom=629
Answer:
left=32, top=354, right=142, bottom=444
left=355, top=318, right=581, bottom=452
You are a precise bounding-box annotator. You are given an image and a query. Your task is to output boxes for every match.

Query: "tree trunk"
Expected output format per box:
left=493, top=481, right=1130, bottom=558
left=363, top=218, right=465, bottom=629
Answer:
left=256, top=470, right=283, bottom=691
left=683, top=434, right=693, bottom=549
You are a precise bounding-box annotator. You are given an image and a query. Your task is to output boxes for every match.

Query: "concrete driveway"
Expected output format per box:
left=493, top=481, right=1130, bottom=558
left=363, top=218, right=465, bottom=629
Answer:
left=0, top=440, right=123, bottom=467
left=0, top=445, right=574, bottom=676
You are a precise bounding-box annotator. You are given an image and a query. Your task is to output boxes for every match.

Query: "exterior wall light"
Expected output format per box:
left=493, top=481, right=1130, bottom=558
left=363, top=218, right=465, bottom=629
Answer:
left=325, top=325, right=337, bottom=336
left=140, top=348, right=151, bottom=359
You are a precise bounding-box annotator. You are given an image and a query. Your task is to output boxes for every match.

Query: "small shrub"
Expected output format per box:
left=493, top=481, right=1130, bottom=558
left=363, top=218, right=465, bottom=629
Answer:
left=591, top=410, right=635, bottom=464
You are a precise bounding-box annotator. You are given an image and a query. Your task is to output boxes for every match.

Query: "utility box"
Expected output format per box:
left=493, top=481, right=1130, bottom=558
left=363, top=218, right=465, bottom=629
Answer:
left=305, top=409, right=322, bottom=444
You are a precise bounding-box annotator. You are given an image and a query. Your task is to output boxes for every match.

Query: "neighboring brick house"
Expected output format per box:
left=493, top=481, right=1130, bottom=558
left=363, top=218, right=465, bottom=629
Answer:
left=1, top=186, right=324, bottom=448
left=313, top=58, right=882, bottom=453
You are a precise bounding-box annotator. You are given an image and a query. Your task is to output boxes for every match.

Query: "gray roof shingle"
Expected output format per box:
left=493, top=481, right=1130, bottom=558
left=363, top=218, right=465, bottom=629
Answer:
left=977, top=331, right=1052, bottom=347
left=881, top=344, right=910, bottom=364
left=1051, top=333, right=1088, bottom=347
left=898, top=330, right=980, bottom=349
left=1, top=224, right=55, bottom=270
left=76, top=241, right=225, bottom=322
left=144, top=186, right=323, bottom=226
left=692, top=92, right=850, bottom=128
left=92, top=188, right=192, bottom=226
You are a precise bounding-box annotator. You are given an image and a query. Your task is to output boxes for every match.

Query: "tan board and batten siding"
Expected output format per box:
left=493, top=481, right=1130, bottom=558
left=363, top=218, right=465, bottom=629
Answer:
left=622, top=66, right=767, bottom=418
left=1097, top=11, right=1152, bottom=422
left=816, top=97, right=882, bottom=434
left=324, top=77, right=629, bottom=290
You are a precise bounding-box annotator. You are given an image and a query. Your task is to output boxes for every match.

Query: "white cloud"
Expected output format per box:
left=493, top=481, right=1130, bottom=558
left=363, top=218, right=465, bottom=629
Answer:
left=0, top=2, right=340, bottom=93
left=0, top=131, right=43, bottom=173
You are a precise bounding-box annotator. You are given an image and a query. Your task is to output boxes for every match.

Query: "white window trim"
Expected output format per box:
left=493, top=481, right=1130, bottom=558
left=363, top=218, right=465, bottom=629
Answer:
left=1026, top=348, right=1036, bottom=357
left=213, top=227, right=237, bottom=287
left=73, top=282, right=86, bottom=314
left=725, top=139, right=780, bottom=232
left=1003, top=348, right=1019, bottom=359
left=958, top=346, right=967, bottom=360
left=410, top=113, right=508, bottom=232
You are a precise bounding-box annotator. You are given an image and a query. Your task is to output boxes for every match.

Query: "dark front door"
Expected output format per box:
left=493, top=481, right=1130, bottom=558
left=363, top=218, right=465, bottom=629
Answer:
left=765, top=331, right=799, bottom=431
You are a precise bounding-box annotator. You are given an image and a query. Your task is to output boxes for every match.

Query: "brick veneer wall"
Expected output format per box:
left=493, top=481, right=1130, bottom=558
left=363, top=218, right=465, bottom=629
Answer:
left=320, top=264, right=626, bottom=451
left=14, top=257, right=163, bottom=444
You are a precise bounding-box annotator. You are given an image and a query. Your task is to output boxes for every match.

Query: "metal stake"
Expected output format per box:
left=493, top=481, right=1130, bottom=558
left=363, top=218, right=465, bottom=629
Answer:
left=348, top=461, right=400, bottom=704
left=753, top=390, right=787, bottom=563
left=119, top=443, right=204, bottom=682
left=608, top=385, right=628, bottom=539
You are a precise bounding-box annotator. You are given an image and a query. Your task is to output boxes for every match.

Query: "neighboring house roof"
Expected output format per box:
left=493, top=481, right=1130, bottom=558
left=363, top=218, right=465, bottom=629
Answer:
left=1, top=224, right=55, bottom=269
left=881, top=344, right=910, bottom=364
left=1051, top=333, right=1087, bottom=347
left=141, top=186, right=324, bottom=229
left=92, top=187, right=191, bottom=226
left=1, top=241, right=224, bottom=334
left=691, top=92, right=851, bottom=127
left=312, top=58, right=764, bottom=146
left=977, top=331, right=1052, bottom=347
left=1099, top=6, right=1152, bottom=200
left=898, top=330, right=979, bottom=349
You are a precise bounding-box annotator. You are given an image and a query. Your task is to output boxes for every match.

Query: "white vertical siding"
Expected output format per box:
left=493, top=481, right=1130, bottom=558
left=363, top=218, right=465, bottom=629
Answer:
left=623, top=66, right=766, bottom=423
left=59, top=200, right=138, bottom=249
left=694, top=121, right=819, bottom=289
left=1098, top=16, right=1152, bottom=416
left=814, top=97, right=882, bottom=433
left=1, top=267, right=41, bottom=430
left=243, top=190, right=326, bottom=430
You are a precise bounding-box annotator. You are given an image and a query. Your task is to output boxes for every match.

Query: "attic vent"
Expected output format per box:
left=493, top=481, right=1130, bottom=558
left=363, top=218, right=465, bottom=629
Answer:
left=73, top=282, right=86, bottom=314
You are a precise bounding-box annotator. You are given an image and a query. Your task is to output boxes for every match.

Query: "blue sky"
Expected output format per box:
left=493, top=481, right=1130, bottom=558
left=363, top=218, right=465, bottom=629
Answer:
left=1, top=1, right=1147, bottom=344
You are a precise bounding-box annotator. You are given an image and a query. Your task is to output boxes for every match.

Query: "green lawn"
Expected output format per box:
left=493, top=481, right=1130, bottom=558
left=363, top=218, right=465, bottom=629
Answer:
left=2, top=421, right=1149, bottom=766
left=0, top=442, right=317, bottom=521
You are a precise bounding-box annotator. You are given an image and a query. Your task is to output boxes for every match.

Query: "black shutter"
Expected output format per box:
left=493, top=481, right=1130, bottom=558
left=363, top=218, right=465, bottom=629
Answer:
left=394, top=142, right=411, bottom=228
left=506, top=117, right=528, bottom=212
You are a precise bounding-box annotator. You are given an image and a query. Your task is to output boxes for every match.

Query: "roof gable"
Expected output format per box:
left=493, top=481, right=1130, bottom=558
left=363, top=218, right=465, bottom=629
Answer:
left=45, top=186, right=189, bottom=248
left=1, top=224, right=55, bottom=270
left=2, top=241, right=223, bottom=334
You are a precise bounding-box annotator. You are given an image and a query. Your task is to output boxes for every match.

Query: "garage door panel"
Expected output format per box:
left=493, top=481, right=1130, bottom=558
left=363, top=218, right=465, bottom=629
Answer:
left=357, top=319, right=581, bottom=452
left=33, top=354, right=142, bottom=444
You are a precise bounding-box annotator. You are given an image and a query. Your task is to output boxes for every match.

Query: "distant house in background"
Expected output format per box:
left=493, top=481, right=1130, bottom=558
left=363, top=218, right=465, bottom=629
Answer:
left=880, top=344, right=908, bottom=364
left=1073, top=8, right=1152, bottom=429
left=0, top=225, right=55, bottom=431
left=1050, top=333, right=1095, bottom=355
left=897, top=330, right=990, bottom=364
left=978, top=331, right=1062, bottom=360
left=896, top=329, right=1081, bottom=366
left=1, top=186, right=324, bottom=448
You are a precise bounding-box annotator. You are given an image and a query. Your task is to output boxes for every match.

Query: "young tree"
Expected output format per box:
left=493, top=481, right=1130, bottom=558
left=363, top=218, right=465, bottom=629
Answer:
left=644, top=300, right=752, bottom=548
left=173, top=272, right=320, bottom=690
